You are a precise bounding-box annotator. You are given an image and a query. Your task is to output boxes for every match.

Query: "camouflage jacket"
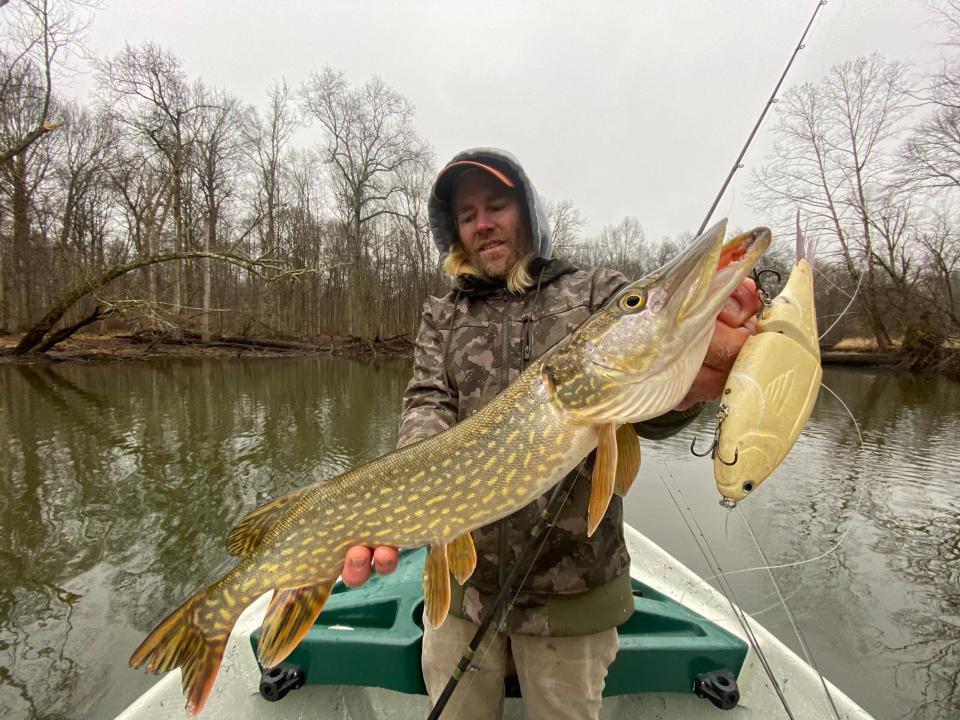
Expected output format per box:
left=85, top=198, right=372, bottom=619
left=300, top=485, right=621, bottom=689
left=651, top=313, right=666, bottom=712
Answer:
left=397, top=257, right=702, bottom=635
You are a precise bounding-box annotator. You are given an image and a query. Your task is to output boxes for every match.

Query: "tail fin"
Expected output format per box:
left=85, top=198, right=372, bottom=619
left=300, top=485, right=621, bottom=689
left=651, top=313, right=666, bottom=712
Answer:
left=130, top=587, right=240, bottom=716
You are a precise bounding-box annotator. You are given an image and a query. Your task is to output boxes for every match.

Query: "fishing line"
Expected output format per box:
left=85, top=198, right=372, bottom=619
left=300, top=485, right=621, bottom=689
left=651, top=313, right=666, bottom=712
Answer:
left=660, top=470, right=797, bottom=719
left=818, top=261, right=866, bottom=342
left=690, top=381, right=867, bottom=584
left=739, top=504, right=842, bottom=720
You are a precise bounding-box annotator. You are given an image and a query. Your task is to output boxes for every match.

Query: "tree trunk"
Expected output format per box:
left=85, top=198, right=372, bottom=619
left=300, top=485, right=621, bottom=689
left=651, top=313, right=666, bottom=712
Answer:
left=202, top=219, right=212, bottom=342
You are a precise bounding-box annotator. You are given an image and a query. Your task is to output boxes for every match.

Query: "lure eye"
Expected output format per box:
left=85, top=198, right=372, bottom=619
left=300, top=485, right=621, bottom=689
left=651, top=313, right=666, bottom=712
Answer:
left=620, top=290, right=647, bottom=313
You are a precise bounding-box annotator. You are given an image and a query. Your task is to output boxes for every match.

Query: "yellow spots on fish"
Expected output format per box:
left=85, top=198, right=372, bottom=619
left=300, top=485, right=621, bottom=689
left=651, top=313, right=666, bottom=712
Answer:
left=464, top=457, right=475, bottom=468
left=311, top=547, right=326, bottom=557
left=218, top=608, right=232, bottom=622
left=373, top=528, right=393, bottom=538
left=455, top=503, right=469, bottom=513
left=409, top=493, right=420, bottom=502
left=429, top=465, right=437, bottom=473
left=482, top=490, right=496, bottom=504
left=204, top=597, right=219, bottom=608
left=442, top=458, right=453, bottom=468
left=506, top=429, right=520, bottom=444
left=450, top=490, right=463, bottom=500
left=344, top=511, right=359, bottom=522
left=407, top=523, right=422, bottom=533
left=394, top=505, right=408, bottom=514
left=345, top=492, right=357, bottom=500
left=275, top=573, right=292, bottom=586
left=415, top=508, right=426, bottom=518
left=515, top=487, right=527, bottom=497
left=223, top=589, right=236, bottom=608
left=469, top=510, right=488, bottom=522
left=364, top=492, right=373, bottom=500
left=363, top=507, right=378, bottom=516
left=469, top=477, right=483, bottom=488
left=297, top=549, right=308, bottom=558
left=505, top=468, right=517, bottom=484
left=425, top=495, right=444, bottom=507
left=379, top=485, right=393, bottom=495
left=280, top=547, right=294, bottom=556
left=484, top=456, right=497, bottom=470
left=528, top=430, right=536, bottom=445
left=487, top=440, right=497, bottom=450
left=332, top=524, right=345, bottom=533
left=325, top=508, right=335, bottom=516
left=501, top=486, right=512, bottom=497
left=315, top=530, right=329, bottom=538
left=428, top=518, right=441, bottom=530
left=261, top=562, right=279, bottom=573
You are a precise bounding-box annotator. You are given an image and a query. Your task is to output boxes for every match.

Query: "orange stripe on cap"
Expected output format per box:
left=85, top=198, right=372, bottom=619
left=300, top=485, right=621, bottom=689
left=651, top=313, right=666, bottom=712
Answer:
left=432, top=160, right=515, bottom=205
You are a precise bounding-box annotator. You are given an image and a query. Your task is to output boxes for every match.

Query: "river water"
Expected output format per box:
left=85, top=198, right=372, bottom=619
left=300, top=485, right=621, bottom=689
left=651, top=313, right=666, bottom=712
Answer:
left=0, top=357, right=957, bottom=719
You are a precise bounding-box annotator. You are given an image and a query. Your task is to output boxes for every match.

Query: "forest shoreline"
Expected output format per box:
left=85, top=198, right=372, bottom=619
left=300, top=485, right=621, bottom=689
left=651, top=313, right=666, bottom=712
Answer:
left=2, top=332, right=949, bottom=375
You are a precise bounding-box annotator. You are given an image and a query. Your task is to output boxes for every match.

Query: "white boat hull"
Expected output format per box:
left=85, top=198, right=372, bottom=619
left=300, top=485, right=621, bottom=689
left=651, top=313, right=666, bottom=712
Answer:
left=117, top=525, right=873, bottom=719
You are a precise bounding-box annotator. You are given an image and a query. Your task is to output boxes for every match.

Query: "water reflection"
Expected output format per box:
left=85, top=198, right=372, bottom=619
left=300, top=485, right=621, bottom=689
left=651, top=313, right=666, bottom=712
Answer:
left=0, top=357, right=411, bottom=719
left=0, top=360, right=957, bottom=719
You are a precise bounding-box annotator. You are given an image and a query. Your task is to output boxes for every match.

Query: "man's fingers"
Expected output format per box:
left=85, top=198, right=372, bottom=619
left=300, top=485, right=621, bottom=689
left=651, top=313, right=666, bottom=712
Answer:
left=373, top=545, right=399, bottom=576
left=718, top=278, right=761, bottom=327
left=703, top=320, right=753, bottom=373
left=342, top=545, right=373, bottom=587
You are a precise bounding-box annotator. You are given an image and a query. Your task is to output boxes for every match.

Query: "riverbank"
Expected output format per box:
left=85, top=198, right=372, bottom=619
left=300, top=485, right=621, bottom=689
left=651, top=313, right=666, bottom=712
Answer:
left=0, top=332, right=414, bottom=362
left=2, top=332, right=943, bottom=373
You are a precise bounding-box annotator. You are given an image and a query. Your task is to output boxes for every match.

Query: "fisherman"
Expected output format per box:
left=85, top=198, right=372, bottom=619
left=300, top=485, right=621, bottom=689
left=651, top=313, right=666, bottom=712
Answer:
left=342, top=148, right=763, bottom=719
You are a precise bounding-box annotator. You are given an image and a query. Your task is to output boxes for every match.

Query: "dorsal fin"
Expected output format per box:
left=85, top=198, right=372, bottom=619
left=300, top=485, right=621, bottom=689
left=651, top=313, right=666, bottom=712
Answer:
left=227, top=486, right=313, bottom=556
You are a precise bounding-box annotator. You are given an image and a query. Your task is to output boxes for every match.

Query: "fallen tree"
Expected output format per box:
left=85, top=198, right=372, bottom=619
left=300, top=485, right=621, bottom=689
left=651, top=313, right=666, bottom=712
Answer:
left=9, top=250, right=316, bottom=356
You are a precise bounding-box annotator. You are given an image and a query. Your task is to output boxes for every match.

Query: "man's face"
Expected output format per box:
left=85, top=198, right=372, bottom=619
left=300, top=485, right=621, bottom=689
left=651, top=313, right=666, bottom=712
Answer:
left=452, top=170, right=532, bottom=280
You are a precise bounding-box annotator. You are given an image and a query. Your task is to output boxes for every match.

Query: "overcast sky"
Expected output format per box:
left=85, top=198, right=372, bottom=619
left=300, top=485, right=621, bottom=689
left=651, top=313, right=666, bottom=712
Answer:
left=65, top=0, right=945, bottom=244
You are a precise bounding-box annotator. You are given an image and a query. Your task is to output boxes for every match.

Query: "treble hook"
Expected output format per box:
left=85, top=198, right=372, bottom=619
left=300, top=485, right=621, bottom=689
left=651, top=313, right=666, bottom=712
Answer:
left=689, top=402, right=739, bottom=466
left=751, top=267, right=781, bottom=303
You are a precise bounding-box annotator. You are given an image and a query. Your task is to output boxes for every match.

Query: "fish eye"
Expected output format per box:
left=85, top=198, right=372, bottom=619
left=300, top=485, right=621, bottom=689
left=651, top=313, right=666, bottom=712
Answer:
left=620, top=290, right=647, bottom=312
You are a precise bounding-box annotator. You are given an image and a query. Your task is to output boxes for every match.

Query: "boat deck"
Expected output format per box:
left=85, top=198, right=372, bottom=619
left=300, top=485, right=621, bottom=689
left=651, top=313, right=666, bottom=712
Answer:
left=117, top=526, right=873, bottom=719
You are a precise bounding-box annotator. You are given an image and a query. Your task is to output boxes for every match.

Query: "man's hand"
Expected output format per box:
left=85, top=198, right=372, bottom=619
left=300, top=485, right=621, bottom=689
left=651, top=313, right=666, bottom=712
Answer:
left=674, top=277, right=763, bottom=411
left=342, top=544, right=399, bottom=587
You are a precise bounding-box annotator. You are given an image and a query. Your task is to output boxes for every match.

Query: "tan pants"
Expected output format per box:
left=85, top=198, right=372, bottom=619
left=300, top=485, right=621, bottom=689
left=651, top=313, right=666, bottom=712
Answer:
left=422, top=614, right=619, bottom=720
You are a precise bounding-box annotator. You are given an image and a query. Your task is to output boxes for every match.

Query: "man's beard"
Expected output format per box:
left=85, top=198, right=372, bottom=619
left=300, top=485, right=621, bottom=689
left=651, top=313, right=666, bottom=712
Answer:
left=468, top=234, right=530, bottom=280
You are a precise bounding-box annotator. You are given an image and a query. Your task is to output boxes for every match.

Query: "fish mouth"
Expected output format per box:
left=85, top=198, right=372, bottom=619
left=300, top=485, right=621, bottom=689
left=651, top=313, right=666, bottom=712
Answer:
left=656, top=220, right=771, bottom=324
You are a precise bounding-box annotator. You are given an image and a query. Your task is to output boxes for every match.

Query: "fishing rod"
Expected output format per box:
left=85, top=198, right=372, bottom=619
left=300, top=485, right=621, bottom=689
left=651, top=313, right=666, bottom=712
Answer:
left=429, top=3, right=831, bottom=717
left=426, top=474, right=574, bottom=720
left=696, top=0, right=829, bottom=237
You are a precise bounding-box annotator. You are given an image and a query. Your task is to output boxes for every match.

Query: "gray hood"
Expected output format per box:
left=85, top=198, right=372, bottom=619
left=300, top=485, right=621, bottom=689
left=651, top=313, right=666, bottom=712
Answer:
left=428, top=147, right=553, bottom=261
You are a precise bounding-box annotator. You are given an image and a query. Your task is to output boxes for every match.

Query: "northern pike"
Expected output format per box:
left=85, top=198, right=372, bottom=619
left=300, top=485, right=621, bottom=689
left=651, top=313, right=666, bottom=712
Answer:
left=130, top=218, right=770, bottom=715
left=714, top=218, right=821, bottom=502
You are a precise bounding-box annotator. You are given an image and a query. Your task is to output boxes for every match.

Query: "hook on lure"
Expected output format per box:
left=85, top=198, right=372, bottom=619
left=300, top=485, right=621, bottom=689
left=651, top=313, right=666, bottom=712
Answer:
left=690, top=402, right=739, bottom=466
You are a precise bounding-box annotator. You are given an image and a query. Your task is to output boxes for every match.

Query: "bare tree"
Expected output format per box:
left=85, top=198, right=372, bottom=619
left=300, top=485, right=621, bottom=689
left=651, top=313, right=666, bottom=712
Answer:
left=97, top=43, right=200, bottom=318
left=752, top=55, right=912, bottom=349
left=190, top=83, right=244, bottom=340
left=0, top=0, right=97, bottom=166
left=301, top=67, right=429, bottom=336
left=545, top=198, right=584, bottom=258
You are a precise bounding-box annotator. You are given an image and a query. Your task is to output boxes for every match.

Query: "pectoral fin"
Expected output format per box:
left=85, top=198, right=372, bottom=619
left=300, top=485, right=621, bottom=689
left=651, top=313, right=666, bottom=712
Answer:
left=446, top=533, right=477, bottom=585
left=614, top=424, right=641, bottom=497
left=589, top=423, right=618, bottom=537
left=422, top=543, right=451, bottom=628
